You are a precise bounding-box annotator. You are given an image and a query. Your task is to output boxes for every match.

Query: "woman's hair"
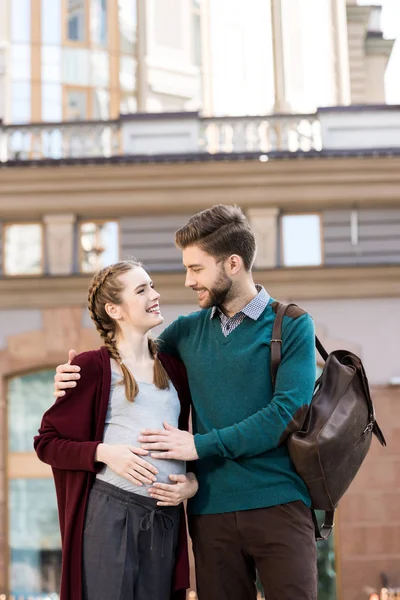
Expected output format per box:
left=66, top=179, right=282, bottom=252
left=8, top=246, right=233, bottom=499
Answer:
left=87, top=259, right=169, bottom=402
left=174, top=204, right=256, bottom=271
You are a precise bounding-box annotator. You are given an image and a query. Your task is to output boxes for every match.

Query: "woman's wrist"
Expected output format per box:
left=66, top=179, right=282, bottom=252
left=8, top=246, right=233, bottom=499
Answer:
left=95, top=443, right=107, bottom=463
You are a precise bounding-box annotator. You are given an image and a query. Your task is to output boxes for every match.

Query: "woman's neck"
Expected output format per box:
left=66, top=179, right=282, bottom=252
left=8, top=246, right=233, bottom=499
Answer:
left=116, top=330, right=152, bottom=363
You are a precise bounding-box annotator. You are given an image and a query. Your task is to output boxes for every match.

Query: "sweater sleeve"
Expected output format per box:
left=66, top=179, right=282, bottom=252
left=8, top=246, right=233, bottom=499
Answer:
left=194, top=313, right=316, bottom=460
left=34, top=351, right=103, bottom=472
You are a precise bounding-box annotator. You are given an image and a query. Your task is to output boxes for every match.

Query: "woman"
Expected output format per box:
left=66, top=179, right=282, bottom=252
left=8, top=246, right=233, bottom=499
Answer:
left=34, top=260, right=197, bottom=600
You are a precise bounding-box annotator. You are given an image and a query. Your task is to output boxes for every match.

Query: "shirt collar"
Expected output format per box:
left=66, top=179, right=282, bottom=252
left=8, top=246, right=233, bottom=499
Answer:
left=210, top=285, right=270, bottom=321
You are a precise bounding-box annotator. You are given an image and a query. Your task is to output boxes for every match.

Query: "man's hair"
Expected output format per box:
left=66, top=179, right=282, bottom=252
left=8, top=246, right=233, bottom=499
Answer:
left=174, top=205, right=256, bottom=271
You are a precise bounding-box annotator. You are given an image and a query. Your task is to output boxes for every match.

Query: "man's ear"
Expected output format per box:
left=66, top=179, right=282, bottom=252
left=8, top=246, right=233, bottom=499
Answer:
left=105, top=302, right=122, bottom=321
left=226, top=254, right=242, bottom=276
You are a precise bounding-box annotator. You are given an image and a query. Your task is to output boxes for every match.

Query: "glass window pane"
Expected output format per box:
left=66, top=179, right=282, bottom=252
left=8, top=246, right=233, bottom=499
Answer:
left=80, top=221, right=119, bottom=273
left=118, top=0, right=137, bottom=54
left=41, top=0, right=61, bottom=45
left=90, top=50, right=110, bottom=86
left=11, top=0, right=31, bottom=42
left=120, top=93, right=137, bottom=115
left=11, top=80, right=31, bottom=123
left=120, top=55, right=135, bottom=91
left=91, top=0, right=107, bottom=46
left=42, top=83, right=62, bottom=121
left=11, top=44, right=31, bottom=81
left=8, top=369, right=55, bottom=452
left=193, top=11, right=202, bottom=66
left=67, top=0, right=86, bottom=42
left=282, top=215, right=322, bottom=267
left=66, top=89, right=88, bottom=120
left=63, top=47, right=90, bottom=85
left=9, top=478, right=61, bottom=595
left=4, top=224, right=42, bottom=275
left=42, top=45, right=62, bottom=83
left=93, top=87, right=110, bottom=119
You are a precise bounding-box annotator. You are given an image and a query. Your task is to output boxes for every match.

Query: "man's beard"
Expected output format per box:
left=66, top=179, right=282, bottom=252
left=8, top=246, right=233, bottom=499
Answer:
left=200, top=267, right=233, bottom=309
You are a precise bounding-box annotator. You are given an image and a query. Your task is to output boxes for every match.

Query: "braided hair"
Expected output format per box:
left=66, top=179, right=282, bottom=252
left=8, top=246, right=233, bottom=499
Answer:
left=88, top=260, right=169, bottom=402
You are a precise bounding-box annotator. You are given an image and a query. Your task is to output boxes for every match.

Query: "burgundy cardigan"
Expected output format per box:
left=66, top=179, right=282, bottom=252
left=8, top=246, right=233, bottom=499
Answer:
left=34, top=346, right=191, bottom=600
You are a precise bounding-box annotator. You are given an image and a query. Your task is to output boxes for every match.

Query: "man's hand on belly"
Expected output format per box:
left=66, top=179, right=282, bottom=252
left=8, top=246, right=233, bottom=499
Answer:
left=139, top=422, right=199, bottom=461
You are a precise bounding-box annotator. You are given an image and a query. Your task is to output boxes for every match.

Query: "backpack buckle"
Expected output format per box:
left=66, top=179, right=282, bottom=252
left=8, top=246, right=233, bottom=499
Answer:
left=363, top=422, right=374, bottom=435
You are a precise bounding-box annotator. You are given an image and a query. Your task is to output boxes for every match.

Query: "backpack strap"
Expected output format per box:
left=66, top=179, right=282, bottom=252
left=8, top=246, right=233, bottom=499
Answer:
left=312, top=509, right=335, bottom=541
left=270, top=302, right=297, bottom=389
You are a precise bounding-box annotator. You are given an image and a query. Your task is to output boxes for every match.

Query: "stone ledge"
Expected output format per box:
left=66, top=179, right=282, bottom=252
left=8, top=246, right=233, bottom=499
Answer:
left=1, top=265, right=399, bottom=309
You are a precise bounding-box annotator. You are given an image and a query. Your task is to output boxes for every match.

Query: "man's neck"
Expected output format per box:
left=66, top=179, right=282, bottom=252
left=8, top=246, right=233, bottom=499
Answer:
left=220, top=281, right=258, bottom=318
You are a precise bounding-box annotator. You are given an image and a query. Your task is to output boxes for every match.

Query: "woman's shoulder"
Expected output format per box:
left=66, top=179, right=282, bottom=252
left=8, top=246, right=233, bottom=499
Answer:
left=71, top=348, right=107, bottom=373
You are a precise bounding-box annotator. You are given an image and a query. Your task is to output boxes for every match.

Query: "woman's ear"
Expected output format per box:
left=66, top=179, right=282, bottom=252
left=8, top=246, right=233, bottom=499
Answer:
left=105, top=302, right=122, bottom=321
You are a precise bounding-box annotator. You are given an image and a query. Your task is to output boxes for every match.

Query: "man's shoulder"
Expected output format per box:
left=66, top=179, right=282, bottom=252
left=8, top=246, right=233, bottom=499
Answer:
left=270, top=300, right=308, bottom=321
left=168, top=309, right=209, bottom=330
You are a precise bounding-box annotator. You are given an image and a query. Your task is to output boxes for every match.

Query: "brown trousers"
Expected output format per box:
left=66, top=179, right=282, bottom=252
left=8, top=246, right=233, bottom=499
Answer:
left=189, top=501, right=317, bottom=600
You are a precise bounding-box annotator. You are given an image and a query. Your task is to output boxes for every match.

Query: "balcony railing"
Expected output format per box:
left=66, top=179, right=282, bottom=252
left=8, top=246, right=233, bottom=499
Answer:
left=200, top=114, right=321, bottom=153
left=1, top=105, right=399, bottom=163
left=0, top=119, right=121, bottom=162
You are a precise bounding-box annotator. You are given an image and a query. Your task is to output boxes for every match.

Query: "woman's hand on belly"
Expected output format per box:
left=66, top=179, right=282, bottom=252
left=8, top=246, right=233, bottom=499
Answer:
left=148, top=472, right=199, bottom=506
left=95, top=443, right=158, bottom=486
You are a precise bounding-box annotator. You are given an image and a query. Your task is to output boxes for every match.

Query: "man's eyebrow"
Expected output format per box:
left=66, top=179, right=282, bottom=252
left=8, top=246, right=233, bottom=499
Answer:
left=185, top=264, right=203, bottom=269
left=134, top=281, right=152, bottom=291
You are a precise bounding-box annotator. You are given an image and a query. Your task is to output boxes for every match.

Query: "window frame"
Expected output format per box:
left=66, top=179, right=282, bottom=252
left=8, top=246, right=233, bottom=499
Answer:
left=63, top=0, right=90, bottom=47
left=78, top=219, right=120, bottom=274
left=5, top=367, right=56, bottom=595
left=2, top=222, right=45, bottom=277
left=280, top=212, right=324, bottom=268
left=63, top=85, right=92, bottom=120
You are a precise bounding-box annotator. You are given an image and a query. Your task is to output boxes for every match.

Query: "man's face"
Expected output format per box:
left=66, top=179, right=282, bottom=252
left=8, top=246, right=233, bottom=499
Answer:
left=182, top=245, right=233, bottom=309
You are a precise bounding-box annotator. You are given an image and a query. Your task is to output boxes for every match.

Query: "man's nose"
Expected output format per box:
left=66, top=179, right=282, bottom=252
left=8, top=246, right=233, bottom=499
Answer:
left=185, top=273, right=195, bottom=288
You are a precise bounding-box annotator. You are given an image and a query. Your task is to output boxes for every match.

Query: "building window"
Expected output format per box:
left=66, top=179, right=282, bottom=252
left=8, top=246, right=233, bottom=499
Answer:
left=67, top=0, right=86, bottom=42
left=4, top=224, right=43, bottom=275
left=11, top=0, right=31, bottom=43
left=118, top=0, right=137, bottom=54
left=90, top=0, right=107, bottom=46
left=42, top=0, right=62, bottom=45
left=192, top=0, right=202, bottom=66
left=65, top=88, right=88, bottom=120
left=7, top=370, right=61, bottom=596
left=281, top=214, right=323, bottom=267
left=80, top=221, right=119, bottom=273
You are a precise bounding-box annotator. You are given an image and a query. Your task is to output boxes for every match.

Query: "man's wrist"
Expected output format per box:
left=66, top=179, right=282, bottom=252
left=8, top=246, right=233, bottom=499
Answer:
left=194, top=431, right=219, bottom=459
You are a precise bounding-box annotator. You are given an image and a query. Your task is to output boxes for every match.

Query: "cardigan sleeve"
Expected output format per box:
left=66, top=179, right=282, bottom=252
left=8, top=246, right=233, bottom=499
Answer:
left=34, top=351, right=103, bottom=472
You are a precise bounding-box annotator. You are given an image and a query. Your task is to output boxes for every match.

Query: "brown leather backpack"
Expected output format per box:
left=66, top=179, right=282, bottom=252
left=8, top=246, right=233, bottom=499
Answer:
left=271, top=303, right=386, bottom=540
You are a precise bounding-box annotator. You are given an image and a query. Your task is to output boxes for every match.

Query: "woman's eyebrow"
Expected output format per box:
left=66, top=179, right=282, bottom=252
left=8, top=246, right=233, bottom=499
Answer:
left=134, top=282, right=151, bottom=291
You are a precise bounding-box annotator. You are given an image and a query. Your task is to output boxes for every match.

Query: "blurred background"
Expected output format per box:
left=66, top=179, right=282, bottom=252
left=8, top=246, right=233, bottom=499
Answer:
left=0, top=0, right=399, bottom=598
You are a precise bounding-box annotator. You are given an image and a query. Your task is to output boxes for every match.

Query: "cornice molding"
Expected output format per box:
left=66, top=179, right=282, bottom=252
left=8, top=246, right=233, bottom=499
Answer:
left=1, top=156, right=400, bottom=218
left=3, top=265, right=400, bottom=309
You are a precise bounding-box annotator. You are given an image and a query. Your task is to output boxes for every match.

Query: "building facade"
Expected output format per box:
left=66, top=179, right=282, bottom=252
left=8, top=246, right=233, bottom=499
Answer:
left=0, top=1, right=399, bottom=599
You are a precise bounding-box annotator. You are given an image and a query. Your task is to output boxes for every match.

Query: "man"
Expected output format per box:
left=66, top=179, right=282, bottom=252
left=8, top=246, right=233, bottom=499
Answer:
left=54, top=205, right=317, bottom=600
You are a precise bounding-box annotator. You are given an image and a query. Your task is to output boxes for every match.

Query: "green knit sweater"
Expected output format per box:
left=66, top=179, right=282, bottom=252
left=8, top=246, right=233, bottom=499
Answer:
left=158, top=298, right=316, bottom=515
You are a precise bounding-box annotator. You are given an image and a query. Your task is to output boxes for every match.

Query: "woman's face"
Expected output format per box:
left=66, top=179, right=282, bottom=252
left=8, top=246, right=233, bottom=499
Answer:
left=109, top=267, right=163, bottom=333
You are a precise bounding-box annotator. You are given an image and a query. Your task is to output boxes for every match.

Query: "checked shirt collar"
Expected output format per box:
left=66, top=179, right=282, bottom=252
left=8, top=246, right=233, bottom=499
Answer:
left=210, top=285, right=270, bottom=337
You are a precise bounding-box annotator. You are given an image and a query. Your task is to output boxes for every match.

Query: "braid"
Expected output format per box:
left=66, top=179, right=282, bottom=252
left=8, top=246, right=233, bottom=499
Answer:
left=148, top=338, right=169, bottom=390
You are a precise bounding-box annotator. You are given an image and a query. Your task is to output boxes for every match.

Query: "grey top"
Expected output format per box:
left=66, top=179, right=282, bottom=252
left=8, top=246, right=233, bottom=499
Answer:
left=97, top=370, right=186, bottom=496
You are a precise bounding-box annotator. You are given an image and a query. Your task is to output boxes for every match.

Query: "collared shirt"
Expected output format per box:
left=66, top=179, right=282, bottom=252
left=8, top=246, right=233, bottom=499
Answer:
left=210, top=284, right=270, bottom=337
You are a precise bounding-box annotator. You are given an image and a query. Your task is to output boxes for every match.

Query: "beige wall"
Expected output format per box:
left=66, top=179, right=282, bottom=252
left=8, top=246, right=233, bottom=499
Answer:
left=299, top=298, right=400, bottom=386
left=337, top=386, right=400, bottom=600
